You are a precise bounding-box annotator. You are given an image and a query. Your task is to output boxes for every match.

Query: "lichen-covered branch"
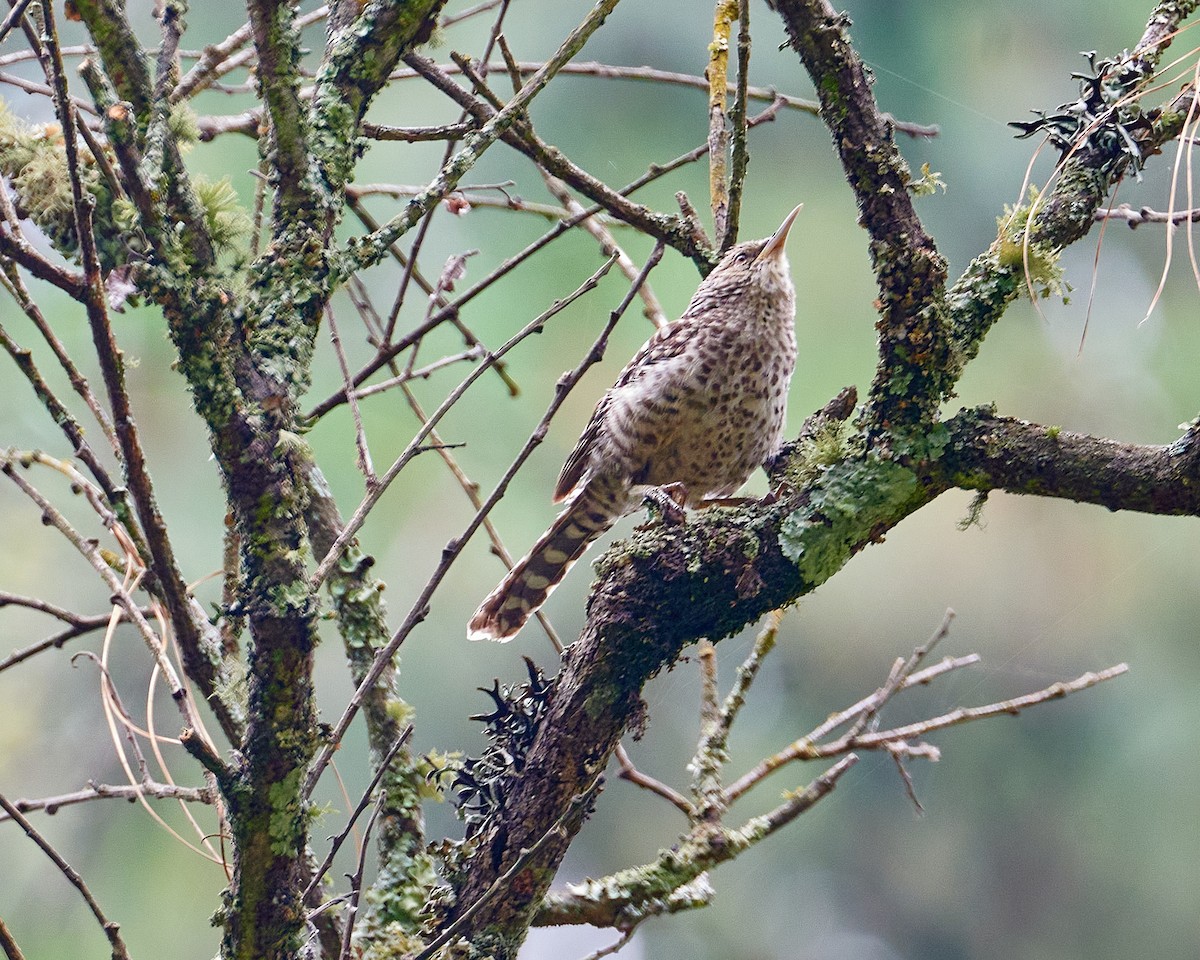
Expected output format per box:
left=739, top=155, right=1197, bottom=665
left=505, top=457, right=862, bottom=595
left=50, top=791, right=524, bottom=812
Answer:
left=246, top=0, right=315, bottom=223
left=706, top=0, right=738, bottom=243
left=536, top=757, right=855, bottom=929
left=941, top=409, right=1200, bottom=514
left=771, top=0, right=949, bottom=429
left=310, top=0, right=447, bottom=195
left=302, top=459, right=434, bottom=940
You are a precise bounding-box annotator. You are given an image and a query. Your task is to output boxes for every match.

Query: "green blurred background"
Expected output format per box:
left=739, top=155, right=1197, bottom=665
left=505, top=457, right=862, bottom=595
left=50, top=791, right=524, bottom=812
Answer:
left=3, top=1, right=1200, bottom=958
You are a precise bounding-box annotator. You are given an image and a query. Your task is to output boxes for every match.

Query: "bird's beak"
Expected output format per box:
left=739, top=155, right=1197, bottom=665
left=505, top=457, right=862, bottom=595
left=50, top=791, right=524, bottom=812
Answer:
left=755, top=203, right=804, bottom=262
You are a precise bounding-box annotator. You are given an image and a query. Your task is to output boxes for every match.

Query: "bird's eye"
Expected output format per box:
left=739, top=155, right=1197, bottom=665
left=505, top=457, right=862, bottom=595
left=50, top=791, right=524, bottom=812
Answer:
left=735, top=251, right=750, bottom=264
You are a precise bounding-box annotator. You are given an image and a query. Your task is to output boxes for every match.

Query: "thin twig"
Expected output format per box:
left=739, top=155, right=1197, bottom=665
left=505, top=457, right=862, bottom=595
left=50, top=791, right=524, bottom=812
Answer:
left=441, top=0, right=504, bottom=28
left=578, top=927, right=640, bottom=960
left=845, top=607, right=955, bottom=740
left=360, top=120, right=474, bottom=142
left=387, top=59, right=940, bottom=137
left=303, top=727, right=414, bottom=903
left=304, top=257, right=621, bottom=794
left=0, top=606, right=148, bottom=673
left=0, top=453, right=204, bottom=735
left=723, top=0, right=752, bottom=250
left=344, top=0, right=623, bottom=276
left=613, top=745, right=692, bottom=813
left=309, top=255, right=619, bottom=590
left=0, top=0, right=37, bottom=46
left=718, top=610, right=782, bottom=733
left=0, top=781, right=212, bottom=821
left=172, top=4, right=329, bottom=101
left=0, top=915, right=27, bottom=960
left=0, top=792, right=132, bottom=960
left=306, top=247, right=660, bottom=797
left=707, top=0, right=738, bottom=242
left=343, top=193, right=520, bottom=398
left=837, top=664, right=1129, bottom=752
left=1094, top=201, right=1200, bottom=227
left=725, top=657, right=1126, bottom=802
left=351, top=182, right=591, bottom=220
left=325, top=305, right=375, bottom=481
left=307, top=96, right=787, bottom=420
left=338, top=792, right=386, bottom=960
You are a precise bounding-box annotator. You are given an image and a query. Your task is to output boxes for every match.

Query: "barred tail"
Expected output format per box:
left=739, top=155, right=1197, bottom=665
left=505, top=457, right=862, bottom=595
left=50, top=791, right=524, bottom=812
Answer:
left=467, top=481, right=628, bottom=642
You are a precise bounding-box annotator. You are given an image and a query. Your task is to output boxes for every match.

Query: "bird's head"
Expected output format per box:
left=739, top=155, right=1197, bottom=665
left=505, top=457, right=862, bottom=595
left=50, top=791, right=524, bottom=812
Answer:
left=703, top=204, right=803, bottom=298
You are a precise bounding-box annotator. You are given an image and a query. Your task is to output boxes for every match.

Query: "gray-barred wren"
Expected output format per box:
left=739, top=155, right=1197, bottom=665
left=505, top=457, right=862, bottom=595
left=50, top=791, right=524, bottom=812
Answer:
left=469, top=204, right=802, bottom=642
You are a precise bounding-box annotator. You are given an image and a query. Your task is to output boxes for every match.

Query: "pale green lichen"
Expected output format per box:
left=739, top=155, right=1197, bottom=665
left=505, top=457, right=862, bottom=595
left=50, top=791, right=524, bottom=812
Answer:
left=267, top=767, right=305, bottom=856
left=779, top=455, right=922, bottom=585
left=909, top=162, right=946, bottom=197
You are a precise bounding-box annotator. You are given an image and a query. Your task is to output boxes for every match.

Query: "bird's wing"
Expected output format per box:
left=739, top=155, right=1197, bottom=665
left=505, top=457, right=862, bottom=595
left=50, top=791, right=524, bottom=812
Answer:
left=552, top=319, right=691, bottom=503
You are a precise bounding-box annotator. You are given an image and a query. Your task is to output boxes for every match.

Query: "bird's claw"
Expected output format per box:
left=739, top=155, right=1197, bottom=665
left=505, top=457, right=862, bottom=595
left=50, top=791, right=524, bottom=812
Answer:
left=643, top=483, right=689, bottom=525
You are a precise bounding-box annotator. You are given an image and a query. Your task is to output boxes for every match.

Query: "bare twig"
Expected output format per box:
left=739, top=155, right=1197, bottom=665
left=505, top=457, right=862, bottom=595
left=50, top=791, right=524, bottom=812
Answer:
left=306, top=247, right=661, bottom=796
left=343, top=0, right=624, bottom=276
left=351, top=182, right=595, bottom=220
left=338, top=792, right=386, bottom=960
left=325, top=304, right=375, bottom=481
left=304, top=256, right=621, bottom=794
left=1094, top=202, right=1200, bottom=227
left=725, top=654, right=1126, bottom=803
left=839, top=664, right=1129, bottom=752
left=303, top=727, right=414, bottom=903
left=0, top=792, right=132, bottom=960
left=441, top=0, right=504, bottom=28
left=494, top=34, right=667, bottom=327
left=308, top=95, right=787, bottom=420
left=0, top=781, right=212, bottom=821
left=723, top=0, right=752, bottom=250
left=577, top=927, right=640, bottom=960
left=172, top=4, right=329, bottom=102
left=0, top=915, right=27, bottom=960
left=388, top=59, right=940, bottom=138
left=613, top=746, right=692, bottom=814
left=0, top=453, right=204, bottom=734
left=0, top=599, right=145, bottom=673
left=309, top=255, right=619, bottom=589
left=342, top=194, right=520, bottom=398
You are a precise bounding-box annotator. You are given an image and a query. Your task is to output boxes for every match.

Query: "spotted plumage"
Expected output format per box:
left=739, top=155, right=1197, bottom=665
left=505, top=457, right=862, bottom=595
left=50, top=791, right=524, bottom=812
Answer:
left=468, top=204, right=803, bottom=642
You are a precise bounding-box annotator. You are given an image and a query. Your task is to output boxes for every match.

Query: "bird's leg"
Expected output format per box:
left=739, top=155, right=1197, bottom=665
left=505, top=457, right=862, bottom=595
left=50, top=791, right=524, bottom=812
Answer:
left=643, top=482, right=689, bottom=525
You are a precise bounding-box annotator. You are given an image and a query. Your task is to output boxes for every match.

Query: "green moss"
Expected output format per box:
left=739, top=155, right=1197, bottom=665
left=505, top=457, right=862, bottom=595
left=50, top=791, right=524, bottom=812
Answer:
left=779, top=416, right=855, bottom=491
left=819, top=74, right=849, bottom=125
left=584, top=680, right=621, bottom=720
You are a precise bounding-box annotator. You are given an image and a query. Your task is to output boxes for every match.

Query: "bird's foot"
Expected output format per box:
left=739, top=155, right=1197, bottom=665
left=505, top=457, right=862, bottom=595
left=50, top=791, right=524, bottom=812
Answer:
left=764, top=479, right=798, bottom=505
left=643, top=482, right=689, bottom=525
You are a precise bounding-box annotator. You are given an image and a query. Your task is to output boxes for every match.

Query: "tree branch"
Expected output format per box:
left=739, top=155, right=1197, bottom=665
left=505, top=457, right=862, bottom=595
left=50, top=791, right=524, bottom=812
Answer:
left=772, top=0, right=949, bottom=430
left=0, top=792, right=132, bottom=960
left=942, top=409, right=1200, bottom=514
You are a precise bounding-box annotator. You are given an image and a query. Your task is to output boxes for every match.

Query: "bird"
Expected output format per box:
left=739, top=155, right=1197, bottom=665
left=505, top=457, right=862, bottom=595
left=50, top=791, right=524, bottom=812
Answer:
left=468, top=204, right=803, bottom=642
